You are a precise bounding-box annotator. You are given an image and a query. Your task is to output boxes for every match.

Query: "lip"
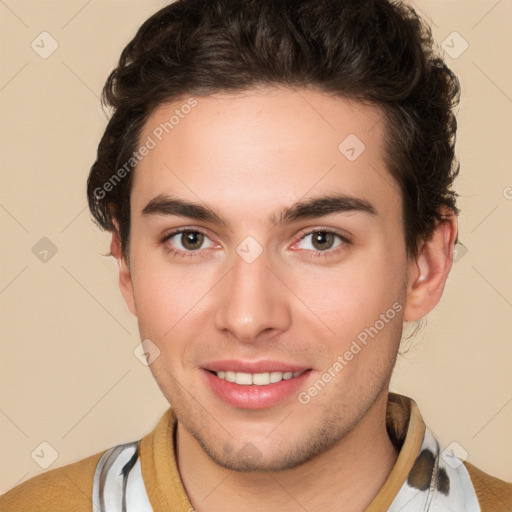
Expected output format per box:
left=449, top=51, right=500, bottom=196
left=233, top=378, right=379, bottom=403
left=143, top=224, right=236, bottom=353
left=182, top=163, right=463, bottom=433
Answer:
left=203, top=359, right=311, bottom=374
left=201, top=361, right=313, bottom=410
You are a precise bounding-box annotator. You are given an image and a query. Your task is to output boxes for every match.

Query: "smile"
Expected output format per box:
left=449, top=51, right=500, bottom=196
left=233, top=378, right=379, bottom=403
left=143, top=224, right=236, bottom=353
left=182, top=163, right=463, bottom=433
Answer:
left=203, top=367, right=313, bottom=409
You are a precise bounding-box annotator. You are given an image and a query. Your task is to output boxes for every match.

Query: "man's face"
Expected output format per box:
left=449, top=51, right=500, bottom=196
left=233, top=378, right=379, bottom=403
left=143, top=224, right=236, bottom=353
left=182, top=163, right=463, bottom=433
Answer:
left=124, top=87, right=412, bottom=471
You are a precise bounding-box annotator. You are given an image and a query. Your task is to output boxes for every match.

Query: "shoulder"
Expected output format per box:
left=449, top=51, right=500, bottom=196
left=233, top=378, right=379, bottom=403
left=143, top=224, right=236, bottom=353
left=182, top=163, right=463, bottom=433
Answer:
left=0, top=449, right=106, bottom=512
left=463, top=461, right=512, bottom=512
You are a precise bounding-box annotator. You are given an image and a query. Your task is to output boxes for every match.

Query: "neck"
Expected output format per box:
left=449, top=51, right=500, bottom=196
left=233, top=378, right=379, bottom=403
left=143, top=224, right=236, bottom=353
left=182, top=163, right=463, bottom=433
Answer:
left=176, top=389, right=399, bottom=512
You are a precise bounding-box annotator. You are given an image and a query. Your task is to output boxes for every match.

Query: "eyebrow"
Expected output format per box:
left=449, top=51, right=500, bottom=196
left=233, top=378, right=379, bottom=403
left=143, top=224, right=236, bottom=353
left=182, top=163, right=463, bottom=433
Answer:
left=142, top=193, right=377, bottom=228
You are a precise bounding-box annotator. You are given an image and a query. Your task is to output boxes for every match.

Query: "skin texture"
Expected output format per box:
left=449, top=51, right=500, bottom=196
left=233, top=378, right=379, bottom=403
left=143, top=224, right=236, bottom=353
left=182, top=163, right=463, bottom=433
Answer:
left=111, top=87, right=457, bottom=512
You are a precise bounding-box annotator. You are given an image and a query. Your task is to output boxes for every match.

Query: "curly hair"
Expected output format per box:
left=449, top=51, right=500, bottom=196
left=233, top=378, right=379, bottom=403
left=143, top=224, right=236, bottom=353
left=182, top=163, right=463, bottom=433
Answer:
left=87, top=0, right=460, bottom=257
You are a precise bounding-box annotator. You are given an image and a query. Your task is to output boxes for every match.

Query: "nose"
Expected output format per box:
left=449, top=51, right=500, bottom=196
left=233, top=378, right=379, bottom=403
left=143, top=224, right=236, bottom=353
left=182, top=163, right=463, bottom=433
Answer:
left=213, top=247, right=292, bottom=344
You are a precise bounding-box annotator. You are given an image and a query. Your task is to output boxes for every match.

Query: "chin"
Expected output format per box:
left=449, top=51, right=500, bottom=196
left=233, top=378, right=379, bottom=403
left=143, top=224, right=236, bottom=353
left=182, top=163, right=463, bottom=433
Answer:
left=190, top=423, right=343, bottom=473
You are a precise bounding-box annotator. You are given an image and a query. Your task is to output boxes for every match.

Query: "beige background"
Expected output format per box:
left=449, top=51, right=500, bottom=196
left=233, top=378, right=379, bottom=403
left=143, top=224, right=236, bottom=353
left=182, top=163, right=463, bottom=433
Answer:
left=1, top=0, right=511, bottom=494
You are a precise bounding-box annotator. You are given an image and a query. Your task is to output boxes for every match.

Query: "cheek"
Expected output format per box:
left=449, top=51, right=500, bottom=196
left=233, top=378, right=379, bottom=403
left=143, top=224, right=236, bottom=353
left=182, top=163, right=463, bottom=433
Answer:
left=130, top=250, right=206, bottom=341
left=301, top=256, right=406, bottom=384
left=298, top=249, right=406, bottom=332
left=131, top=267, right=205, bottom=386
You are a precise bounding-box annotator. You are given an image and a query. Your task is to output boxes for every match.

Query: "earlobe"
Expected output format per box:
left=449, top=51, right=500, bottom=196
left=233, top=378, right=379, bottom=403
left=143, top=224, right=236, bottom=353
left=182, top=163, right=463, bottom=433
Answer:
left=403, top=209, right=458, bottom=322
left=110, top=229, right=137, bottom=316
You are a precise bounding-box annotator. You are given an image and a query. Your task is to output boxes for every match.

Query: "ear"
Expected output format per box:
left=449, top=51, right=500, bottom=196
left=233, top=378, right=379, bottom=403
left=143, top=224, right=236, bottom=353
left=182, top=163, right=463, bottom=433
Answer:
left=403, top=208, right=458, bottom=322
left=110, top=226, right=136, bottom=316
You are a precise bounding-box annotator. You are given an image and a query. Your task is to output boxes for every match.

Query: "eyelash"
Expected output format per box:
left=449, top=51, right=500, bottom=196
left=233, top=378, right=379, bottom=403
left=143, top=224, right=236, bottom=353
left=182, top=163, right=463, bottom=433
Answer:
left=160, top=228, right=350, bottom=260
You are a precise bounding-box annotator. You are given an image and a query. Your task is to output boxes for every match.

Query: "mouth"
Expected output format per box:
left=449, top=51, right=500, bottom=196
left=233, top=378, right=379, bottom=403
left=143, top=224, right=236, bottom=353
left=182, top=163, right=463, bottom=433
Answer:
left=201, top=362, right=313, bottom=409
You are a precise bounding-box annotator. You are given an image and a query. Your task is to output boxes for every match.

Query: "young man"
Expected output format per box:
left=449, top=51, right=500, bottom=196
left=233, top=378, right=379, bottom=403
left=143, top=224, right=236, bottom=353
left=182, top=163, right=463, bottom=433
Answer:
left=1, top=0, right=511, bottom=511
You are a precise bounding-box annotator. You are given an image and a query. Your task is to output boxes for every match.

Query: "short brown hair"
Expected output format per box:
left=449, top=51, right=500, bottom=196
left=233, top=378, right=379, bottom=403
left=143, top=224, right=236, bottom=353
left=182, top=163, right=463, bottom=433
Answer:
left=87, top=0, right=460, bottom=257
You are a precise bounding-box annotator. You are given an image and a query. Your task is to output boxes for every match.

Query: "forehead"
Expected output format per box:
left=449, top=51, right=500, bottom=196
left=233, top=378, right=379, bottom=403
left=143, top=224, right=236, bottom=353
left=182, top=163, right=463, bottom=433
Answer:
left=131, top=87, right=399, bottom=222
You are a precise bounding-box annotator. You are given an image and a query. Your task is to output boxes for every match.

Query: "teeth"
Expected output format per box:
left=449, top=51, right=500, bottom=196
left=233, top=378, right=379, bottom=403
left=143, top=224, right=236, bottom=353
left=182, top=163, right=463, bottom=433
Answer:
left=214, top=370, right=302, bottom=385
left=270, top=371, right=284, bottom=383
left=235, top=372, right=253, bottom=385
left=253, top=372, right=271, bottom=385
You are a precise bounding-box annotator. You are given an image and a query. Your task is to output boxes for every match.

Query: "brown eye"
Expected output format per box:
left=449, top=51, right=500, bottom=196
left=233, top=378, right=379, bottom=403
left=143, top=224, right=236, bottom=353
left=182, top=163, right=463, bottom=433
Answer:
left=310, top=231, right=336, bottom=251
left=180, top=231, right=205, bottom=250
left=296, top=230, right=348, bottom=257
left=164, top=229, right=214, bottom=255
